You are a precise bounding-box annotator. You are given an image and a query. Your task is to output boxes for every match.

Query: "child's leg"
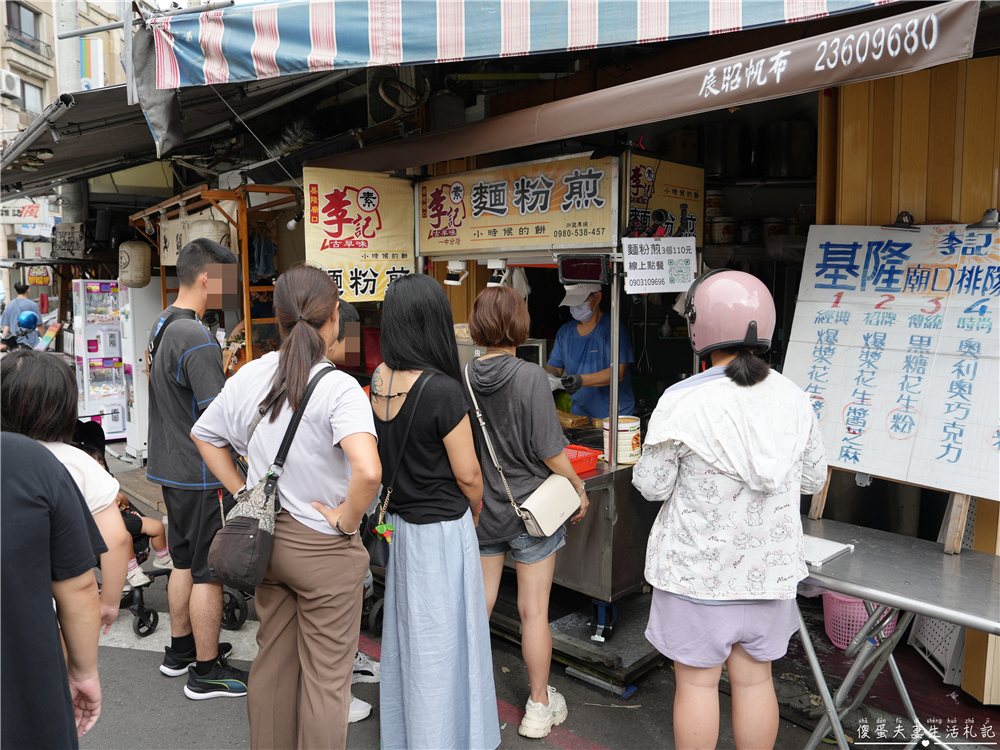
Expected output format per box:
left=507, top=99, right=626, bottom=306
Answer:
left=140, top=517, right=168, bottom=553
left=673, top=660, right=723, bottom=750
left=726, top=643, right=778, bottom=750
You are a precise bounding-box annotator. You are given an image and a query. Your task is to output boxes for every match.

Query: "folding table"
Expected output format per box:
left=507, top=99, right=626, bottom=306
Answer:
left=797, top=516, right=1000, bottom=750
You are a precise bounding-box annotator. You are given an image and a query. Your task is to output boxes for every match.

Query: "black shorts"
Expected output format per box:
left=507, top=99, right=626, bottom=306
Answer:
left=121, top=511, right=144, bottom=537
left=161, top=486, right=235, bottom=584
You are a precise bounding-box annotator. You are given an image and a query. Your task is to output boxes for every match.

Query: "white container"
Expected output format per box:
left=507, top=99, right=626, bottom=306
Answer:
left=710, top=216, right=736, bottom=245
left=603, top=416, right=642, bottom=464
left=188, top=218, right=231, bottom=248
left=705, top=190, right=724, bottom=218
left=119, top=240, right=151, bottom=288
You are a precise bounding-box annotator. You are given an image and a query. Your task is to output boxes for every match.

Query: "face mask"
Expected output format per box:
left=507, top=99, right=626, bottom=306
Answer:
left=569, top=300, right=594, bottom=323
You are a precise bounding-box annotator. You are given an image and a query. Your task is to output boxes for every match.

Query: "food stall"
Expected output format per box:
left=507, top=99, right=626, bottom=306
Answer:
left=414, top=152, right=705, bottom=611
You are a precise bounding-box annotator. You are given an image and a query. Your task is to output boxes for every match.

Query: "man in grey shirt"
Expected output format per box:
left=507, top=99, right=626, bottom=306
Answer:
left=147, top=238, right=249, bottom=699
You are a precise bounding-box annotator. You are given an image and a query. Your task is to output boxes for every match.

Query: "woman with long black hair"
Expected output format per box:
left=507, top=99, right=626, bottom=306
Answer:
left=371, top=273, right=500, bottom=750
left=192, top=264, right=381, bottom=750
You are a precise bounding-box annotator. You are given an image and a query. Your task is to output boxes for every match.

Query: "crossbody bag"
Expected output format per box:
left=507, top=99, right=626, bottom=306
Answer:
left=207, top=366, right=334, bottom=589
left=463, top=362, right=580, bottom=538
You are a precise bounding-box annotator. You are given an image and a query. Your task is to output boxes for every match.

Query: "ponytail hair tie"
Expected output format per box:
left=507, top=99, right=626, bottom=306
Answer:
left=296, top=315, right=307, bottom=323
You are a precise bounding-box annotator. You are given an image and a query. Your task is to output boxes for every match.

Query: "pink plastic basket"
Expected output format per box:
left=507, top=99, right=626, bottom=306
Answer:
left=822, top=591, right=898, bottom=650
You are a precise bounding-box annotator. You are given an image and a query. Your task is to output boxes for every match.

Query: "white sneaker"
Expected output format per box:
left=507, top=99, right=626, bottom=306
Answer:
left=352, top=651, right=380, bottom=684
left=349, top=693, right=371, bottom=723
left=126, top=567, right=152, bottom=587
left=152, top=553, right=174, bottom=570
left=518, top=686, right=568, bottom=739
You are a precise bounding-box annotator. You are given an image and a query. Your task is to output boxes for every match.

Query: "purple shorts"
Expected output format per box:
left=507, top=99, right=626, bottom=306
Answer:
left=645, top=588, right=798, bottom=668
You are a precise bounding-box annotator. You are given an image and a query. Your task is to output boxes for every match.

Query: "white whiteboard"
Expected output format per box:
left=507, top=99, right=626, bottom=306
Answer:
left=783, top=224, right=999, bottom=501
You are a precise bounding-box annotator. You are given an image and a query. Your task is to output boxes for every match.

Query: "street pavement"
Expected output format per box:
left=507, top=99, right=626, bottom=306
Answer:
left=85, top=458, right=812, bottom=749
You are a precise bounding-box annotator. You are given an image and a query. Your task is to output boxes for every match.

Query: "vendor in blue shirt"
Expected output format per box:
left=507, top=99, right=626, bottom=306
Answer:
left=546, top=283, right=635, bottom=419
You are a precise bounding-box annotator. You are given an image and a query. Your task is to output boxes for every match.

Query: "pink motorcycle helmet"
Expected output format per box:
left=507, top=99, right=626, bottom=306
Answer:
left=683, top=269, right=776, bottom=356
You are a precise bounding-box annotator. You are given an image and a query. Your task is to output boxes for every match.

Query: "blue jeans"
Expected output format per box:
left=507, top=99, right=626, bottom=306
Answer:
left=479, top=525, right=566, bottom=564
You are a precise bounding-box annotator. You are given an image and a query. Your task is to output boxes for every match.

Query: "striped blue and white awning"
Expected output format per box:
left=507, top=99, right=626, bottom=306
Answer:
left=150, top=0, right=898, bottom=89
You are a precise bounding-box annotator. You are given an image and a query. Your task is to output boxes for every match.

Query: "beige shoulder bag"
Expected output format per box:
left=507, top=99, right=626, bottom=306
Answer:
left=464, top=362, right=580, bottom=538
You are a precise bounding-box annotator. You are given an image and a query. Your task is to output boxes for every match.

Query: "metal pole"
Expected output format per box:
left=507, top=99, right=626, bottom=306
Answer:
left=57, top=1, right=235, bottom=39
left=0, top=94, right=75, bottom=171
left=609, top=259, right=620, bottom=469
left=797, top=605, right=850, bottom=750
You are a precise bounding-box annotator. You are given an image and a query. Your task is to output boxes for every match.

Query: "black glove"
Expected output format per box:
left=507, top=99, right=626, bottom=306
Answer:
left=561, top=374, right=584, bottom=394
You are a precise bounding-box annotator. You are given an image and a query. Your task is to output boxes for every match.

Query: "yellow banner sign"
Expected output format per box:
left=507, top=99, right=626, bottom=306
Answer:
left=304, top=168, right=415, bottom=302
left=626, top=156, right=705, bottom=248
left=417, top=154, right=617, bottom=256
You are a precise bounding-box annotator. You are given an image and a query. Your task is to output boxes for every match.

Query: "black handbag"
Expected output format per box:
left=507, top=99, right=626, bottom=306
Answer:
left=207, top=366, right=334, bottom=589
left=362, top=372, right=434, bottom=568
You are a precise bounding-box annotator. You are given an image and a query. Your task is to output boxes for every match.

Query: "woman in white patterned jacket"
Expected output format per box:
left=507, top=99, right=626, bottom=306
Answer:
left=633, top=269, right=827, bottom=750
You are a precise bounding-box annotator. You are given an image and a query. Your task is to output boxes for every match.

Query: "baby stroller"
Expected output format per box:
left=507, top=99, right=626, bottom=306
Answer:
left=76, top=421, right=251, bottom=636
left=117, top=498, right=250, bottom=636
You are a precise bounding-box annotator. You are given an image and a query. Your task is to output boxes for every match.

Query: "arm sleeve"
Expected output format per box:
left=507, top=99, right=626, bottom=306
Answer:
left=49, top=466, right=107, bottom=581
left=433, top=377, right=470, bottom=439
left=528, top=367, right=567, bottom=461
left=547, top=328, right=565, bottom=370
left=64, top=450, right=119, bottom=515
left=329, top=378, right=378, bottom=447
left=632, top=439, right=681, bottom=503
left=191, top=375, right=244, bottom=453
left=800, top=413, right=828, bottom=495
left=177, top=327, right=226, bottom=411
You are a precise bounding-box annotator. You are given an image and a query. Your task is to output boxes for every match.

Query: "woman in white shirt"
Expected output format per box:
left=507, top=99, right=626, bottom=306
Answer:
left=0, top=350, right=133, bottom=634
left=633, top=270, right=827, bottom=750
left=192, top=264, right=381, bottom=750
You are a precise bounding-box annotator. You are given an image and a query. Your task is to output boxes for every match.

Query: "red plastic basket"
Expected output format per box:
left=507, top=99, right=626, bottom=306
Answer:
left=565, top=444, right=601, bottom=473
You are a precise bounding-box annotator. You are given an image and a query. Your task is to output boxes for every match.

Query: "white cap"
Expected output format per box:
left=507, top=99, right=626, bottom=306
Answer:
left=559, top=283, right=601, bottom=307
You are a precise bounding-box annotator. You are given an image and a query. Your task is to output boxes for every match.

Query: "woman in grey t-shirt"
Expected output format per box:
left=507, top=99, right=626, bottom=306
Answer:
left=466, top=287, right=590, bottom=740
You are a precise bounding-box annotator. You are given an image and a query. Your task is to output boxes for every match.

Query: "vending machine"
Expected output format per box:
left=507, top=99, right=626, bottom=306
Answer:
left=119, top=283, right=167, bottom=462
left=72, top=279, right=126, bottom=439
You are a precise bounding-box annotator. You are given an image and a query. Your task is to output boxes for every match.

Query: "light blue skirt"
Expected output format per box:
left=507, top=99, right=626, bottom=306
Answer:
left=380, top=509, right=501, bottom=750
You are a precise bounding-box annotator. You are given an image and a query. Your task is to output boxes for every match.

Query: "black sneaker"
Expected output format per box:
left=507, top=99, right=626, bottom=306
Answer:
left=159, top=642, right=233, bottom=677
left=183, top=660, right=249, bottom=700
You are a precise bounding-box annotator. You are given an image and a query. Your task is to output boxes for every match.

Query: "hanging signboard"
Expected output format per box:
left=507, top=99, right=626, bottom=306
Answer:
left=623, top=237, right=696, bottom=294
left=0, top=199, right=46, bottom=224
left=304, top=168, right=414, bottom=302
left=782, top=224, right=999, bottom=501
left=417, top=153, right=618, bottom=257
left=626, top=156, right=705, bottom=247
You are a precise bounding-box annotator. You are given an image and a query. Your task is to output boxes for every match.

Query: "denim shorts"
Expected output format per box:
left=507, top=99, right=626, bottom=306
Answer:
left=479, top=525, right=566, bottom=564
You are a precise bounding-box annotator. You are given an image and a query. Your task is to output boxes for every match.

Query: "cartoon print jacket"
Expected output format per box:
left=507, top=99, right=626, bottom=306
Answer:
left=633, top=370, right=828, bottom=600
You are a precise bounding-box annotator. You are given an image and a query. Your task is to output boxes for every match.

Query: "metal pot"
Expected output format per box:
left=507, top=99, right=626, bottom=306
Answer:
left=758, top=121, right=817, bottom=178
left=700, top=122, right=753, bottom=178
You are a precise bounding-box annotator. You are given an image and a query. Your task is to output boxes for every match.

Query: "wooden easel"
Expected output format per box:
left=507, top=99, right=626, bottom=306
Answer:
left=807, top=467, right=975, bottom=554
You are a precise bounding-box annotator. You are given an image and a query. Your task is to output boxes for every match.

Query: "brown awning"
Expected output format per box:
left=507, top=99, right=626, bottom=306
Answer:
left=308, top=1, right=978, bottom=174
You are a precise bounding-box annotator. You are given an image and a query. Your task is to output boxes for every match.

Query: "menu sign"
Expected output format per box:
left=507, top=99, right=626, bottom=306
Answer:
left=783, top=224, right=999, bottom=501
left=623, top=237, right=696, bottom=294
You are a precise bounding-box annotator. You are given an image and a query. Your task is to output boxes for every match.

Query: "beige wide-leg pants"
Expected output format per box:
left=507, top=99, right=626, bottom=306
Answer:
left=248, top=512, right=368, bottom=750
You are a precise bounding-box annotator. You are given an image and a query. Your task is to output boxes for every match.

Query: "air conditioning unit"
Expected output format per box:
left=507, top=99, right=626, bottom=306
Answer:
left=1, top=70, right=21, bottom=99
left=367, top=66, right=419, bottom=127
